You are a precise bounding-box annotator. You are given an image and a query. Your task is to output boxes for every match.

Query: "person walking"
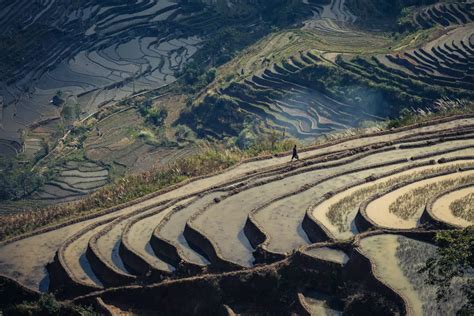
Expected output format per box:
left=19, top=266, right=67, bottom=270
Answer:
left=291, top=145, right=299, bottom=162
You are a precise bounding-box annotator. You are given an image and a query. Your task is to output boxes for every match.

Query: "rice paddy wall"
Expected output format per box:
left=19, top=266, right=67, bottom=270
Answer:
left=1, top=115, right=473, bottom=313
left=355, top=164, right=474, bottom=232
left=421, top=182, right=474, bottom=228
left=346, top=247, right=409, bottom=315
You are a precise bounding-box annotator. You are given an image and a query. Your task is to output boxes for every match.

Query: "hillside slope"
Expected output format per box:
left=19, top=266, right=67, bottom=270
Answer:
left=1, top=0, right=473, bottom=209
left=0, top=115, right=473, bottom=314
left=182, top=0, right=473, bottom=141
left=0, top=2, right=473, bottom=313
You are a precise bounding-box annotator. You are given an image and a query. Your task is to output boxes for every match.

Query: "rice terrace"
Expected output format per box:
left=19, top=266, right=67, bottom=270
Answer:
left=0, top=0, right=473, bottom=315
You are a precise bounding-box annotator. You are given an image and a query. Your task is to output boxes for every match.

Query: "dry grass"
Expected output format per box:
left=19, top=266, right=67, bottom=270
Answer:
left=450, top=193, right=474, bottom=222
left=326, top=163, right=474, bottom=232
left=0, top=141, right=292, bottom=241
left=312, top=121, right=386, bottom=146
left=389, top=174, right=474, bottom=220
left=0, top=168, right=186, bottom=241
left=388, top=99, right=474, bottom=128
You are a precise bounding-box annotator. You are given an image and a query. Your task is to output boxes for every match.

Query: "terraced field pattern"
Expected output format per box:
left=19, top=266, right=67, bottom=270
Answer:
left=1, top=0, right=473, bottom=200
left=0, top=0, right=200, bottom=145
left=187, top=0, right=474, bottom=140
left=0, top=0, right=473, bottom=315
left=0, top=0, right=210, bottom=206
left=0, top=115, right=473, bottom=314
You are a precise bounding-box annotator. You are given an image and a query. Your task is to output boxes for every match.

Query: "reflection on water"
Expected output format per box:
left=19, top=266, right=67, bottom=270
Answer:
left=111, top=240, right=131, bottom=274
left=79, top=252, right=103, bottom=286
left=38, top=271, right=50, bottom=292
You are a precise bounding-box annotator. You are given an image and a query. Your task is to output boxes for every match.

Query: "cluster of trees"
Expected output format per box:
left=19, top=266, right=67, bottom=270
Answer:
left=256, top=0, right=312, bottom=26
left=347, top=0, right=438, bottom=31
left=177, top=0, right=313, bottom=92
left=178, top=93, right=246, bottom=139
left=178, top=25, right=261, bottom=92
left=420, top=227, right=473, bottom=315
left=180, top=63, right=216, bottom=92
left=137, top=99, right=168, bottom=126
left=0, top=158, right=44, bottom=200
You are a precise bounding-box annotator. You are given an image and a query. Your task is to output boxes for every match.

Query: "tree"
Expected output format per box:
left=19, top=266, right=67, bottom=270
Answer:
left=146, top=107, right=168, bottom=126
left=0, top=158, right=44, bottom=200
left=74, top=103, right=81, bottom=119
left=419, top=227, right=474, bottom=315
left=205, top=68, right=216, bottom=83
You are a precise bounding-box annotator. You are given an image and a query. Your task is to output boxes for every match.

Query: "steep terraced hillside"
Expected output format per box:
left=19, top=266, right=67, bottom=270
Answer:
left=2, top=0, right=473, bottom=209
left=0, top=1, right=246, bottom=207
left=184, top=0, right=474, bottom=141
left=342, top=24, right=474, bottom=94
left=0, top=116, right=473, bottom=314
left=0, top=1, right=473, bottom=313
left=30, top=160, right=109, bottom=202
left=0, top=0, right=311, bottom=153
left=0, top=0, right=320, bottom=207
left=0, top=0, right=199, bottom=147
left=414, top=1, right=474, bottom=29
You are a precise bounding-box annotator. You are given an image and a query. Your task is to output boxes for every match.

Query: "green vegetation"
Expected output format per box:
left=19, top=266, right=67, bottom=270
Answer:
left=185, top=46, right=474, bottom=142
left=61, top=103, right=81, bottom=120
left=394, top=236, right=467, bottom=315
left=147, top=107, right=168, bottom=127
left=68, top=122, right=93, bottom=146
left=137, top=99, right=168, bottom=126
left=113, top=99, right=172, bottom=147
left=340, top=55, right=446, bottom=108
left=2, top=294, right=98, bottom=316
left=178, top=26, right=270, bottom=92
left=395, top=236, right=437, bottom=313
left=290, top=62, right=398, bottom=116
left=0, top=157, right=46, bottom=201
left=0, top=276, right=98, bottom=315
left=420, top=227, right=474, bottom=315
left=179, top=64, right=216, bottom=92
left=347, top=0, right=438, bottom=30
left=450, top=193, right=474, bottom=222
left=257, top=0, right=312, bottom=26
left=177, top=0, right=473, bottom=142
left=178, top=93, right=247, bottom=138
left=176, top=0, right=311, bottom=93
left=397, top=6, right=417, bottom=31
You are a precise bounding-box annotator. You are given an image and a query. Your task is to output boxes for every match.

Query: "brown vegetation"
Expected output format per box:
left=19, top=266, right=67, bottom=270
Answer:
left=449, top=193, right=474, bottom=222
left=0, top=141, right=295, bottom=241
left=389, top=174, right=474, bottom=220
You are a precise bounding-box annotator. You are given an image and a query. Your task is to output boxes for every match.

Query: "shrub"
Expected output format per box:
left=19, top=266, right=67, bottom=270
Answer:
left=136, top=99, right=168, bottom=126
left=419, top=227, right=474, bottom=315
left=146, top=107, right=168, bottom=126
left=37, top=294, right=61, bottom=315
left=1, top=293, right=99, bottom=316
left=0, top=157, right=45, bottom=200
